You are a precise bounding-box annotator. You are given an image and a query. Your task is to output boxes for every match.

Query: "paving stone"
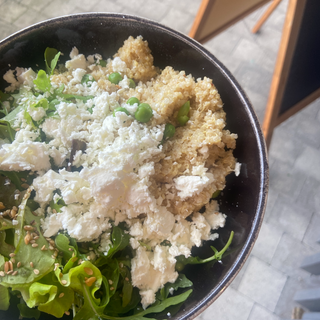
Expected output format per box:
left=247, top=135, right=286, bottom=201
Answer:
left=297, top=176, right=320, bottom=215
left=91, top=0, right=124, bottom=14
left=114, top=0, right=147, bottom=15
left=13, top=8, right=50, bottom=31
left=201, top=286, right=254, bottom=320
left=267, top=194, right=312, bottom=242
left=274, top=276, right=306, bottom=319
left=19, top=0, right=51, bottom=11
left=275, top=274, right=320, bottom=318
left=230, top=255, right=252, bottom=290
left=271, top=233, right=319, bottom=279
left=161, top=0, right=201, bottom=16
left=248, top=303, right=281, bottom=320
left=41, top=0, right=77, bottom=18
left=269, top=123, right=306, bottom=166
left=0, top=1, right=27, bottom=23
left=300, top=252, right=320, bottom=275
left=298, top=97, right=320, bottom=119
left=233, top=61, right=273, bottom=99
left=294, top=114, right=320, bottom=150
left=205, top=49, right=242, bottom=76
left=204, top=29, right=241, bottom=57
left=160, top=7, right=195, bottom=35
left=295, top=146, right=320, bottom=182
left=263, top=188, right=279, bottom=222
left=269, top=158, right=306, bottom=199
left=232, top=37, right=275, bottom=74
left=0, top=20, right=16, bottom=40
left=133, top=0, right=170, bottom=22
left=243, top=88, right=268, bottom=123
left=238, top=256, right=287, bottom=312
left=303, top=213, right=320, bottom=250
left=251, top=221, right=283, bottom=264
left=253, top=24, right=282, bottom=58
left=294, top=287, right=320, bottom=312
left=71, top=0, right=102, bottom=11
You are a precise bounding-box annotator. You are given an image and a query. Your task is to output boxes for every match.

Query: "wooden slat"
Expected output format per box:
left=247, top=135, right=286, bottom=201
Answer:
left=189, top=0, right=271, bottom=43
left=189, top=0, right=213, bottom=41
left=252, top=0, right=282, bottom=33
left=262, top=0, right=307, bottom=148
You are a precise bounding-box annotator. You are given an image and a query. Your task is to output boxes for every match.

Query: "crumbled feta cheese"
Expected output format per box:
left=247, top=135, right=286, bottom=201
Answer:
left=16, top=67, right=36, bottom=87
left=66, top=53, right=87, bottom=70
left=131, top=246, right=178, bottom=309
left=235, top=162, right=241, bottom=176
left=0, top=141, right=50, bottom=172
left=174, top=172, right=214, bottom=199
left=112, top=57, right=127, bottom=73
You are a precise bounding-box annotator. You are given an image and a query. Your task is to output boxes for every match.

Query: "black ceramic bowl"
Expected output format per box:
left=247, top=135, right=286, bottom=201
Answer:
left=0, top=13, right=268, bottom=320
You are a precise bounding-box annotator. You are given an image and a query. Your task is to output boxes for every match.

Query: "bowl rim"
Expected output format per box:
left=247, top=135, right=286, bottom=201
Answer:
left=0, top=12, right=269, bottom=320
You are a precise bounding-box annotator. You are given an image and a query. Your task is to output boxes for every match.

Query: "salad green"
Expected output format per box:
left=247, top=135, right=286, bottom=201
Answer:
left=0, top=47, right=234, bottom=319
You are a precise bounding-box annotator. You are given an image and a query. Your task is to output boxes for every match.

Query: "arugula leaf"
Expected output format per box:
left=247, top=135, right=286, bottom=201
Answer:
left=0, top=121, right=15, bottom=142
left=175, top=231, right=234, bottom=271
left=159, top=274, right=193, bottom=301
left=0, top=90, right=10, bottom=103
left=31, top=98, right=48, bottom=109
left=101, top=259, right=119, bottom=299
left=0, top=170, right=31, bottom=192
left=120, top=266, right=132, bottom=308
left=81, top=74, right=96, bottom=86
left=73, top=275, right=109, bottom=320
left=0, top=285, right=10, bottom=311
left=99, top=289, right=192, bottom=320
left=33, top=70, right=51, bottom=93
left=44, top=48, right=61, bottom=75
left=95, top=227, right=130, bottom=267
left=58, top=93, right=94, bottom=101
left=0, top=103, right=25, bottom=128
left=49, top=194, right=66, bottom=213
left=17, top=303, right=41, bottom=319
left=24, top=109, right=37, bottom=129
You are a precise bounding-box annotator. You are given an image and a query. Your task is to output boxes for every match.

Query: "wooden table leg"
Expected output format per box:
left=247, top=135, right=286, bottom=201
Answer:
left=252, top=0, right=283, bottom=33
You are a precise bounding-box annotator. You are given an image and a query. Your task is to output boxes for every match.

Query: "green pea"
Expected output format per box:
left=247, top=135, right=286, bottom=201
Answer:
left=163, top=123, right=175, bottom=142
left=109, top=72, right=123, bottom=84
left=134, top=103, right=153, bottom=123
left=211, top=190, right=221, bottom=199
left=178, top=101, right=190, bottom=117
left=81, top=74, right=95, bottom=86
left=177, top=115, right=189, bottom=126
left=129, top=79, right=136, bottom=88
left=99, top=59, right=107, bottom=67
left=177, top=101, right=190, bottom=126
left=113, top=107, right=130, bottom=117
left=175, top=261, right=185, bottom=272
left=127, top=97, right=140, bottom=105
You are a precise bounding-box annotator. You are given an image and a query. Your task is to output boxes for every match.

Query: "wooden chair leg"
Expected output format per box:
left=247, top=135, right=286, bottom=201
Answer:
left=252, top=0, right=283, bottom=33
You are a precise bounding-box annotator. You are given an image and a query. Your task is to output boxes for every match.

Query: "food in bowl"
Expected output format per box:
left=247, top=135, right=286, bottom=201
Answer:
left=0, top=36, right=238, bottom=319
